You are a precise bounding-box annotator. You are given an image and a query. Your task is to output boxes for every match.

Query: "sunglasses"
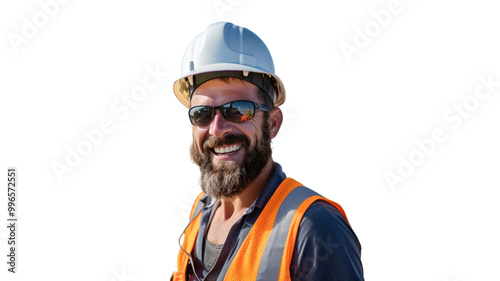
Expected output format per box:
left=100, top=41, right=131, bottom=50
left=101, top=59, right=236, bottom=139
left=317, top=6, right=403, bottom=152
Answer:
left=189, top=100, right=269, bottom=127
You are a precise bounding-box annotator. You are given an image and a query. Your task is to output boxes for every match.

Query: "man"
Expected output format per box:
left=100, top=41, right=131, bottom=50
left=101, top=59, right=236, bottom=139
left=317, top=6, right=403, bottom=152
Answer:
left=171, top=22, right=363, bottom=281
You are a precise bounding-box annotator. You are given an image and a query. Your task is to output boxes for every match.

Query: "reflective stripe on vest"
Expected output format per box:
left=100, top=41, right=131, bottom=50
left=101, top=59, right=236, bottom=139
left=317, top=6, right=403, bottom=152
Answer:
left=172, top=178, right=348, bottom=281
left=255, top=185, right=319, bottom=280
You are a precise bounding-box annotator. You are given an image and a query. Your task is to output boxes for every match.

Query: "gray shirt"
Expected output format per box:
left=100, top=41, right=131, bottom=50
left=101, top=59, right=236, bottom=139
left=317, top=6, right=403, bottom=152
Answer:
left=202, top=238, right=223, bottom=272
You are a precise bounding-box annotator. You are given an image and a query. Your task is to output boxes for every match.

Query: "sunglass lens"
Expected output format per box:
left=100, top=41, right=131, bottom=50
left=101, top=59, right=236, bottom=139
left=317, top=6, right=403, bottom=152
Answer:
left=222, top=101, right=255, bottom=123
left=190, top=107, right=213, bottom=126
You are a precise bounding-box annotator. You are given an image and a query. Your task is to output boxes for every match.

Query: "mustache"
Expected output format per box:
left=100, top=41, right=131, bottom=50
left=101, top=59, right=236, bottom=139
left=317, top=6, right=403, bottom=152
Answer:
left=202, top=134, right=249, bottom=151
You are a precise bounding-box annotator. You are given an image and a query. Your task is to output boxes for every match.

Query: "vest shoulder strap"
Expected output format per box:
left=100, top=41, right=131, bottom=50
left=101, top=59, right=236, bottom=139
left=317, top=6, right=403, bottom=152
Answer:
left=278, top=194, right=347, bottom=280
left=223, top=178, right=348, bottom=281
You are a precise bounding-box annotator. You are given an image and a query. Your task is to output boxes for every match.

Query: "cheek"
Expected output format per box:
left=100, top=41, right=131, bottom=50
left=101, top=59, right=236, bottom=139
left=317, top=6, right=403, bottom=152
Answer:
left=245, top=123, right=264, bottom=148
left=192, top=128, right=208, bottom=150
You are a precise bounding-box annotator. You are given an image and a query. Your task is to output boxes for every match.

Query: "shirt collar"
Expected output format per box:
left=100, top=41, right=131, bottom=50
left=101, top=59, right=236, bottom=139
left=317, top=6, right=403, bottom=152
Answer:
left=243, top=162, right=286, bottom=214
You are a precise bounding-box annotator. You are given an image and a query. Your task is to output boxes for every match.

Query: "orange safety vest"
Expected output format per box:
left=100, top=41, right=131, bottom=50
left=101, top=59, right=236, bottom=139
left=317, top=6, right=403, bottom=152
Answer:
left=172, top=178, right=349, bottom=281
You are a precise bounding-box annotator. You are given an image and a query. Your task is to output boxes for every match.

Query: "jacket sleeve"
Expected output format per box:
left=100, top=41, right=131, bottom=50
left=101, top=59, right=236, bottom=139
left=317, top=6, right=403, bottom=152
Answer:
left=290, top=201, right=364, bottom=281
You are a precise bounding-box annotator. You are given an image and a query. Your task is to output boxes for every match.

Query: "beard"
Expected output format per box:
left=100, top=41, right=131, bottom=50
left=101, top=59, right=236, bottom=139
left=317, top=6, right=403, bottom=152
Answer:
left=190, top=120, right=272, bottom=199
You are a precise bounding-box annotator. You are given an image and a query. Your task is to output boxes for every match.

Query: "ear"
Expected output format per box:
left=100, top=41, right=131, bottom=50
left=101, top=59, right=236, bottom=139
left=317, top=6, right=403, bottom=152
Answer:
left=267, top=107, right=283, bottom=139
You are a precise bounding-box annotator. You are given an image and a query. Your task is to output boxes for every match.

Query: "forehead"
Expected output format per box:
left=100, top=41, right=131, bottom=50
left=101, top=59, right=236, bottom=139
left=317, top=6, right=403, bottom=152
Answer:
left=190, top=78, right=260, bottom=106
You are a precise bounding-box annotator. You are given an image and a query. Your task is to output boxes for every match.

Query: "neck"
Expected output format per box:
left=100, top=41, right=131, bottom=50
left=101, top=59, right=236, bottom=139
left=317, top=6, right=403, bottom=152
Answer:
left=217, top=159, right=275, bottom=220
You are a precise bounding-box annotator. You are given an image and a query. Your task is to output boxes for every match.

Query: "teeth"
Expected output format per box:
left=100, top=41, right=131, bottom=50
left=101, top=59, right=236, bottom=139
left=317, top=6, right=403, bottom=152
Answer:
left=214, top=144, right=242, bottom=154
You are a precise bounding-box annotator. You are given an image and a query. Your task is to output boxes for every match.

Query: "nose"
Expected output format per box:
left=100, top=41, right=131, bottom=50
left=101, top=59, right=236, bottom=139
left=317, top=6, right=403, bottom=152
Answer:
left=208, top=108, right=231, bottom=138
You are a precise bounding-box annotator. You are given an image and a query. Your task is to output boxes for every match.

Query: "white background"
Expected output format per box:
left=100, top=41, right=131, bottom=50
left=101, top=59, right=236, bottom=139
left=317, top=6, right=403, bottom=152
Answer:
left=1, top=0, right=499, bottom=280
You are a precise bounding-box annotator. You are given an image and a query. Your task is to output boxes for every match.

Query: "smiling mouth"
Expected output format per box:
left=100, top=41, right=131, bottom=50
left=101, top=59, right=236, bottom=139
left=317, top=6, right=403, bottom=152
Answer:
left=213, top=144, right=243, bottom=155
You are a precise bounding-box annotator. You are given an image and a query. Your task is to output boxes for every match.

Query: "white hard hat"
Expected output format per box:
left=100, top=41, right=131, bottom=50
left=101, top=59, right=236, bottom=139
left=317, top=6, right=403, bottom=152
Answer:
left=173, top=22, right=286, bottom=108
